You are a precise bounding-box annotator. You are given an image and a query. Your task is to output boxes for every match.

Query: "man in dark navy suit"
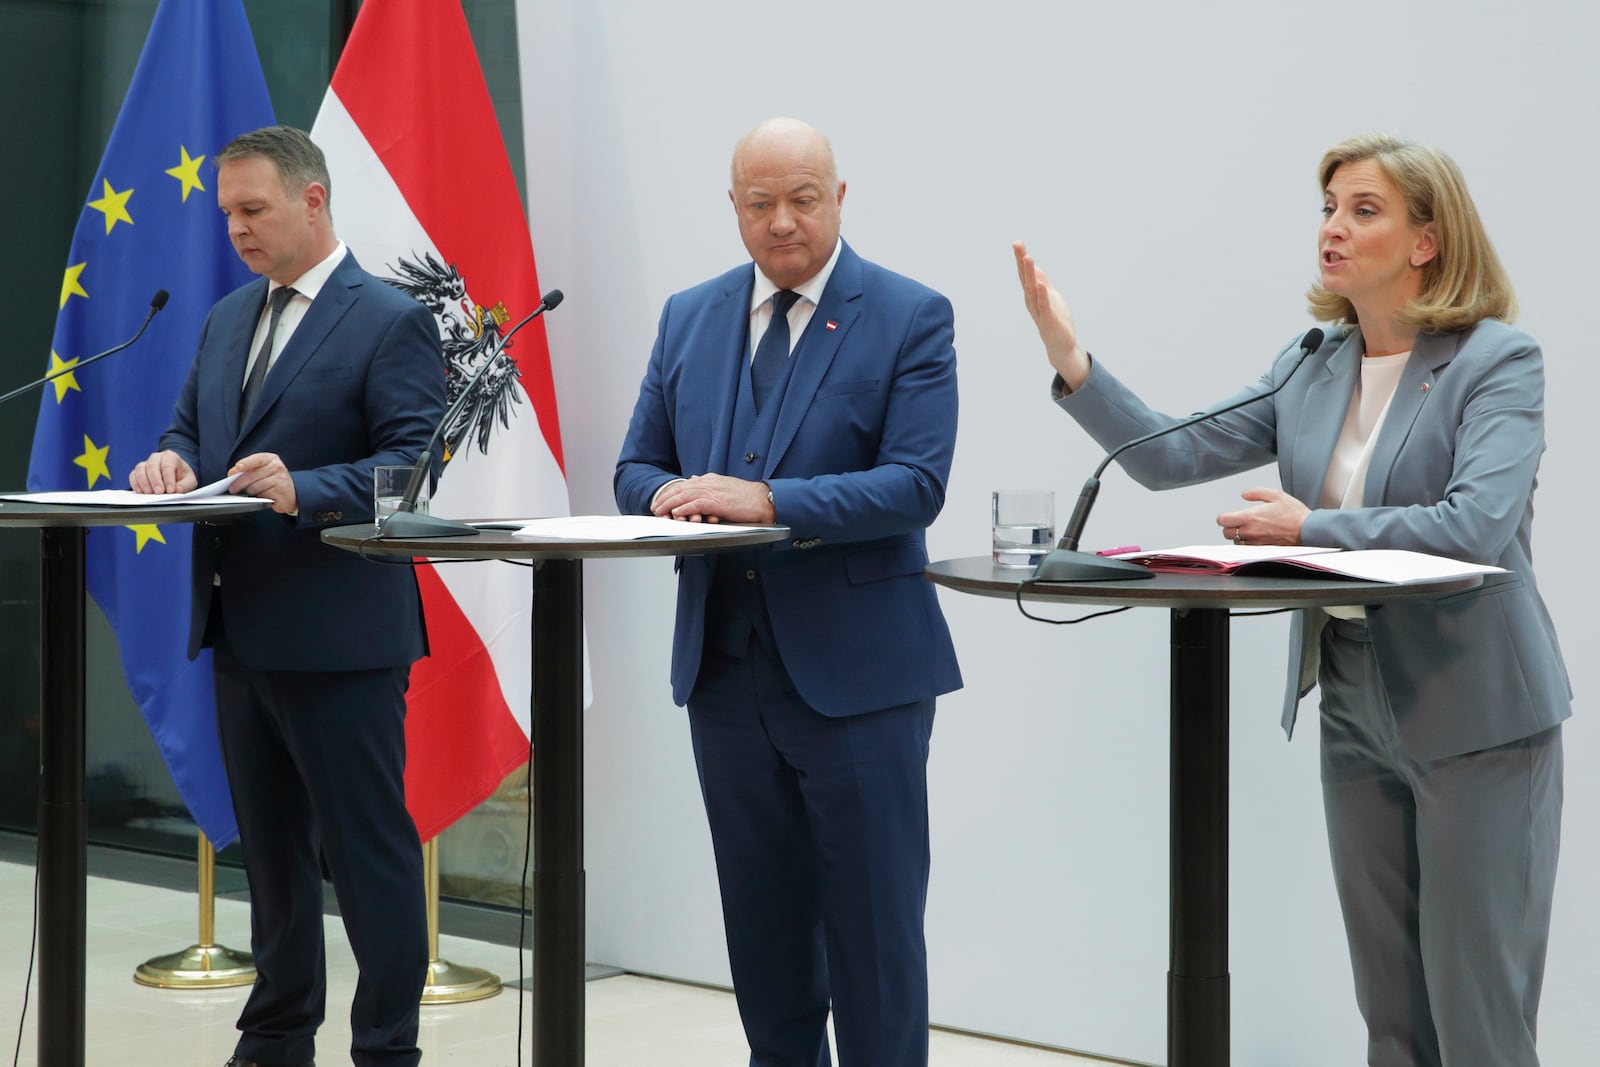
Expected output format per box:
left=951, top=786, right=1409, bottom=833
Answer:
left=616, top=117, right=962, bottom=1067
left=131, top=126, right=444, bottom=1067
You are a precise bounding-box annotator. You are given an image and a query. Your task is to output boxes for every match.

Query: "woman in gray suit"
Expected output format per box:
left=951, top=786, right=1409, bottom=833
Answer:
left=1015, top=133, right=1568, bottom=1067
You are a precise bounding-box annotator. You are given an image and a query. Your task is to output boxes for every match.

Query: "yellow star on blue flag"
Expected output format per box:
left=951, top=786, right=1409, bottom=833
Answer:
left=165, top=146, right=207, bottom=202
left=26, top=0, right=273, bottom=848
left=88, top=179, right=135, bottom=234
left=127, top=524, right=168, bottom=552
left=46, top=352, right=82, bottom=402
left=72, top=434, right=112, bottom=487
left=60, top=262, right=88, bottom=309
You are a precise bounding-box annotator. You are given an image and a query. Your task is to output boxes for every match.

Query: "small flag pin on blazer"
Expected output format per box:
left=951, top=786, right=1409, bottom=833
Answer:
left=1421, top=382, right=1430, bottom=392
left=825, top=320, right=838, bottom=331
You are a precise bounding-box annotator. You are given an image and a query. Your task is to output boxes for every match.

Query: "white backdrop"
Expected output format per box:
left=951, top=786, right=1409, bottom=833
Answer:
left=515, top=2, right=1597, bottom=1063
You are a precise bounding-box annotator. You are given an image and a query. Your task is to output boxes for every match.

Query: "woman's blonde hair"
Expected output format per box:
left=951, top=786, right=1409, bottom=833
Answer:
left=1306, top=133, right=1516, bottom=332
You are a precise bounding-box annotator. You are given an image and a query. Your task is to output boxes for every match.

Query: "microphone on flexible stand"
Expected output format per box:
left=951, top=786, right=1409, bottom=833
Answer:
left=0, top=290, right=170, bottom=406
left=1032, top=327, right=1326, bottom=582
left=379, top=288, right=564, bottom=539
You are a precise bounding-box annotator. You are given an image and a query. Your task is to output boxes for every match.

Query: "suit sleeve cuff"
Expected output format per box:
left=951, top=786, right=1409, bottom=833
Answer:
left=1050, top=353, right=1093, bottom=404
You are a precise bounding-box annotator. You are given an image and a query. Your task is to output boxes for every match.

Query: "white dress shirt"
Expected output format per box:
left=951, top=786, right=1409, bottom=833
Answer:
left=746, top=238, right=843, bottom=361
left=240, top=240, right=348, bottom=388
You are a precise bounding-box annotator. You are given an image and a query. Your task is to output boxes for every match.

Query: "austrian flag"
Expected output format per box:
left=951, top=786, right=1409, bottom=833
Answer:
left=311, top=2, right=570, bottom=842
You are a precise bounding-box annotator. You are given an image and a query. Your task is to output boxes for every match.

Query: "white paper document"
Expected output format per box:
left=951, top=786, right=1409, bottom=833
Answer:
left=1282, top=548, right=1505, bottom=584
left=0, top=473, right=270, bottom=508
left=1111, top=543, right=1505, bottom=583
left=503, top=515, right=785, bottom=541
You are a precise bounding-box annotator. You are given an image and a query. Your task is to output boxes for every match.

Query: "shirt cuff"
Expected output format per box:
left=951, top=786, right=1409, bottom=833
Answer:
left=649, top=478, right=686, bottom=513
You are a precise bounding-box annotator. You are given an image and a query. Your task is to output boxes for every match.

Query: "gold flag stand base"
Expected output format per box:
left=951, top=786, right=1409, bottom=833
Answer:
left=420, top=836, right=502, bottom=1004
left=422, top=957, right=502, bottom=1003
left=134, top=942, right=257, bottom=989
left=132, top=832, right=500, bottom=1000
left=134, top=832, right=256, bottom=989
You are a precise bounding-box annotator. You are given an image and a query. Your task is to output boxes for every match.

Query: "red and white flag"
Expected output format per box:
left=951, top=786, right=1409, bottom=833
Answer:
left=312, top=2, right=568, bottom=842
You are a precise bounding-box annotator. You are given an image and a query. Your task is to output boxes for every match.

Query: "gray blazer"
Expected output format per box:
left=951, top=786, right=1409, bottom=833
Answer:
left=1057, top=319, right=1570, bottom=761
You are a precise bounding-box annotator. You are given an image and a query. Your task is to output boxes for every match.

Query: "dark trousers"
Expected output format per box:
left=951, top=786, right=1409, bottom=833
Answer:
left=1319, top=617, right=1562, bottom=1067
left=688, top=638, right=935, bottom=1067
left=213, top=640, right=427, bottom=1067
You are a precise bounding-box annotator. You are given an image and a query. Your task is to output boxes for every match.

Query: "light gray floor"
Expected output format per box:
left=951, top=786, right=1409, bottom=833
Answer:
left=0, top=859, right=1116, bottom=1066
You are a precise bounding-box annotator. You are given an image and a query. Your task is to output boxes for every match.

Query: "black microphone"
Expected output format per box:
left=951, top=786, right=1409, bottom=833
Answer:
left=379, top=288, right=564, bottom=539
left=0, top=290, right=170, bottom=406
left=1033, top=327, right=1326, bottom=582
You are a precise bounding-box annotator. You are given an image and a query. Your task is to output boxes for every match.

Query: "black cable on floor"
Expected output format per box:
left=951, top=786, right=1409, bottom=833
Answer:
left=516, top=689, right=535, bottom=1065
left=12, top=816, right=41, bottom=1067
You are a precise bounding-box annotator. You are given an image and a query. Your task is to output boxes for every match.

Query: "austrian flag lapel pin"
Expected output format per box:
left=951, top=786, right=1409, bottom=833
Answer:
left=825, top=320, right=838, bottom=331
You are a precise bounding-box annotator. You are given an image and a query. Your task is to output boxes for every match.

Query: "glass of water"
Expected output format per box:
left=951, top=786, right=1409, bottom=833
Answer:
left=992, top=490, right=1055, bottom=567
left=374, top=465, right=427, bottom=527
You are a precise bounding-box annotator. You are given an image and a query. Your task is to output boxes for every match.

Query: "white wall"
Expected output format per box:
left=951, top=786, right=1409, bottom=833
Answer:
left=516, top=3, right=1598, bottom=1063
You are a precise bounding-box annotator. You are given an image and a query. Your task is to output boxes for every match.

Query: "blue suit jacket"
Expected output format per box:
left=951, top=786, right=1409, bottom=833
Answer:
left=1059, top=319, right=1570, bottom=761
left=161, top=251, right=446, bottom=673
left=615, top=241, right=963, bottom=714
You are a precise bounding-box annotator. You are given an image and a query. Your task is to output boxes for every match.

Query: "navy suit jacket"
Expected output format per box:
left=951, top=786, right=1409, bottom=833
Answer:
left=1059, top=319, right=1571, bottom=761
left=161, top=251, right=446, bottom=673
left=615, top=241, right=962, bottom=714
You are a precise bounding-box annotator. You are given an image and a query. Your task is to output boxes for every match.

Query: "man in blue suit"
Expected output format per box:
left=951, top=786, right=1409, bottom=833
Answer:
left=131, top=126, right=443, bottom=1067
left=616, top=117, right=962, bottom=1067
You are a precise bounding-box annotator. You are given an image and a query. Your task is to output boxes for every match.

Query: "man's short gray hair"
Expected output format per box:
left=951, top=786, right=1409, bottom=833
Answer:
left=217, top=125, right=332, bottom=205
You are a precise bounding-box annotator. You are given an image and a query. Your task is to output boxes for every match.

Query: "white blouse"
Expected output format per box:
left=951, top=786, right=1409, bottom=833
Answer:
left=1321, top=351, right=1409, bottom=620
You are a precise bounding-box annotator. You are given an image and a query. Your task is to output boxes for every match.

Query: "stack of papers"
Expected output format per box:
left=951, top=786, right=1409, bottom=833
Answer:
left=1109, top=544, right=1504, bottom=584
left=0, top=474, right=271, bottom=508
left=501, top=515, right=785, bottom=541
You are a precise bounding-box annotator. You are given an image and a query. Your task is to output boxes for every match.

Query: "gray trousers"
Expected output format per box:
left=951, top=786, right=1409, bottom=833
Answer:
left=1318, top=616, right=1562, bottom=1067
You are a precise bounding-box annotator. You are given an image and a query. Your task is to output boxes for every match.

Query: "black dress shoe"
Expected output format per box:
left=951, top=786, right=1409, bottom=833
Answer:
left=223, top=1057, right=313, bottom=1067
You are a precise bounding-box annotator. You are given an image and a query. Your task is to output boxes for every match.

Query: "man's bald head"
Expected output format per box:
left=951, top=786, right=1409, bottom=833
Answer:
left=729, top=117, right=846, bottom=290
left=731, top=117, right=838, bottom=188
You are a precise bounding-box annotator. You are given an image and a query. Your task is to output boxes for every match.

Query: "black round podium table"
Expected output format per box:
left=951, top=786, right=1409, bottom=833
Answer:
left=923, top=557, right=1483, bottom=1067
left=322, top=521, right=788, bottom=1065
left=0, top=497, right=269, bottom=1067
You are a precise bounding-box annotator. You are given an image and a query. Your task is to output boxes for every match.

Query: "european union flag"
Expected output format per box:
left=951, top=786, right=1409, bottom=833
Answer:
left=26, top=0, right=274, bottom=847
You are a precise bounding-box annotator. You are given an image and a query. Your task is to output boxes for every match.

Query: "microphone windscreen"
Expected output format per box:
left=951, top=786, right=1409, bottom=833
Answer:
left=1301, top=327, right=1324, bottom=352
left=150, top=290, right=171, bottom=311
left=541, top=289, right=564, bottom=310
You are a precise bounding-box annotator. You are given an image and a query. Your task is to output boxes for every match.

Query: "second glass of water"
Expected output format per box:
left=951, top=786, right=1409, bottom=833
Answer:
left=374, top=465, right=427, bottom=527
left=992, top=490, right=1055, bottom=567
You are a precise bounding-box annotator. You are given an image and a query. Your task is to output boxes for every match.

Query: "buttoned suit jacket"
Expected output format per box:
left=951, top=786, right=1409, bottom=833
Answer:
left=161, top=251, right=446, bottom=673
left=1058, top=319, right=1570, bottom=761
left=615, top=240, right=963, bottom=714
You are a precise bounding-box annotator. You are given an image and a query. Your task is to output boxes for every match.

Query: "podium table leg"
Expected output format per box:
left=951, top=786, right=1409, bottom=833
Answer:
left=531, top=558, right=585, bottom=1065
left=1168, top=607, right=1229, bottom=1067
left=38, top=527, right=88, bottom=1067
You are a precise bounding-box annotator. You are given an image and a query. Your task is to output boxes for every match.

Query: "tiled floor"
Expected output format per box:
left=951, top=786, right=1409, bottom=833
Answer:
left=0, top=859, right=1115, bottom=1066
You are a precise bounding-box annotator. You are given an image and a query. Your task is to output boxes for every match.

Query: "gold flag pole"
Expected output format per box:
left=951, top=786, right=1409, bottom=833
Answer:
left=421, top=835, right=501, bottom=1003
left=134, top=831, right=255, bottom=988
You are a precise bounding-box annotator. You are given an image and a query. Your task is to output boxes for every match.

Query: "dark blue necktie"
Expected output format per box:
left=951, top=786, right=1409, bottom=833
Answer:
left=751, top=289, right=800, bottom=412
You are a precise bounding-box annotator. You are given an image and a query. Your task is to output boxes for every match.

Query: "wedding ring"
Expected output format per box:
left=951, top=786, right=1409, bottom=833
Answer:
left=1234, top=536, right=1243, bottom=544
